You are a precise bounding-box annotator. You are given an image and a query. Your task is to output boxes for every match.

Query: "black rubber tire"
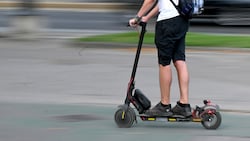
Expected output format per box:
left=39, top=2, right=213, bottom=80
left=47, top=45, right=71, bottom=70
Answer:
left=201, top=112, right=222, bottom=129
left=114, top=106, right=136, bottom=128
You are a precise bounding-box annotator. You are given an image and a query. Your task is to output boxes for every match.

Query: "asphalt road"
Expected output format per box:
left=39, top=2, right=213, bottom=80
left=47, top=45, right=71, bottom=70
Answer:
left=1, top=9, right=250, bottom=35
left=0, top=39, right=250, bottom=141
left=1, top=102, right=250, bottom=141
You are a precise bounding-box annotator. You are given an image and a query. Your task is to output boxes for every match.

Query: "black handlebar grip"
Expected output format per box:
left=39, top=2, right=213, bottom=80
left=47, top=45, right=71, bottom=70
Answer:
left=127, top=22, right=147, bottom=27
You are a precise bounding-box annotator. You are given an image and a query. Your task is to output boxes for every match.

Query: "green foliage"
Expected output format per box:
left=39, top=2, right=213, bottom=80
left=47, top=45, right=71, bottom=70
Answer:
left=186, top=33, right=250, bottom=48
left=78, top=32, right=250, bottom=48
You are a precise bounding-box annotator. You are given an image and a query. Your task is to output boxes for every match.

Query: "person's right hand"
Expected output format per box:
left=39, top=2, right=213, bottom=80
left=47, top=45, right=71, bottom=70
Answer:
left=129, top=18, right=138, bottom=27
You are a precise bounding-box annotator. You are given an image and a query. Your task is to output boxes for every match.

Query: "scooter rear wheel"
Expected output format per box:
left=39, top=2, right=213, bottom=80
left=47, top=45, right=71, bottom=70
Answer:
left=201, top=112, right=222, bottom=129
left=114, top=106, right=136, bottom=128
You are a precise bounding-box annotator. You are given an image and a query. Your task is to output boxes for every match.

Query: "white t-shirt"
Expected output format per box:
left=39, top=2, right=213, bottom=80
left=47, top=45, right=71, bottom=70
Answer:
left=157, top=0, right=180, bottom=21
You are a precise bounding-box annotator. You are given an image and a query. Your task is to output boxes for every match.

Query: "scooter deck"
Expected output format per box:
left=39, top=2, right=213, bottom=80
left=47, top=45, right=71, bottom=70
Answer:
left=139, top=114, right=202, bottom=122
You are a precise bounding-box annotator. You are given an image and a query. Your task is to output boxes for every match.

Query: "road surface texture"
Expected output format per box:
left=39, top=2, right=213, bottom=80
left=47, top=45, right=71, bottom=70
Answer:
left=0, top=39, right=250, bottom=141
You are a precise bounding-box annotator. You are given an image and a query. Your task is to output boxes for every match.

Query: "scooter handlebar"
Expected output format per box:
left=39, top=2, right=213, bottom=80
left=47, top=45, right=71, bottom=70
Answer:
left=139, top=22, right=147, bottom=28
left=127, top=22, right=147, bottom=28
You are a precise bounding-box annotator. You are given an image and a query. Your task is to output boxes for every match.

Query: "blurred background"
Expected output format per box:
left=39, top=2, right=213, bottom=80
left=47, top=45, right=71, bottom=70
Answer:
left=0, top=0, right=250, bottom=38
left=0, top=1, right=250, bottom=140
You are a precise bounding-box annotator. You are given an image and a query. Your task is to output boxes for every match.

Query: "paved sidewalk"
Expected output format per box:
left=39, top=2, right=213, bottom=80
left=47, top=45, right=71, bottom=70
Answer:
left=0, top=39, right=250, bottom=112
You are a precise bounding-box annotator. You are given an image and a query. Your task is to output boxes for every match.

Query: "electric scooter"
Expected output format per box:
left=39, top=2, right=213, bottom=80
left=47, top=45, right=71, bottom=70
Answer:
left=114, top=22, right=222, bottom=129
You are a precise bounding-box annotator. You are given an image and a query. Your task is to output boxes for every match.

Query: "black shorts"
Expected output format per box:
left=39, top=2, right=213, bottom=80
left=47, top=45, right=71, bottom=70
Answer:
left=155, top=16, right=189, bottom=66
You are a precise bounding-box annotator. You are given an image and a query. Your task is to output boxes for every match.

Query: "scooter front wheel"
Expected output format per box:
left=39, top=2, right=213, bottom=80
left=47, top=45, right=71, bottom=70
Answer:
left=201, top=112, right=222, bottom=129
left=114, top=105, right=136, bottom=128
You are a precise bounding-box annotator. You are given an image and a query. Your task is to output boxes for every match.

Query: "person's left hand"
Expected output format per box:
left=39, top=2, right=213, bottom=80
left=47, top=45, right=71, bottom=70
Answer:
left=141, top=16, right=149, bottom=23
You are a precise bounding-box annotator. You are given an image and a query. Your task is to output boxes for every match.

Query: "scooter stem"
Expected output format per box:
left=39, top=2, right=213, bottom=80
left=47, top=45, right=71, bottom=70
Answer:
left=125, top=22, right=147, bottom=105
left=130, top=22, right=147, bottom=79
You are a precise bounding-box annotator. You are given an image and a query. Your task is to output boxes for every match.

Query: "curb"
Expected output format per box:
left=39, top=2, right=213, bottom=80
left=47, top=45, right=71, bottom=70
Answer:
left=70, top=41, right=250, bottom=53
left=0, top=1, right=136, bottom=10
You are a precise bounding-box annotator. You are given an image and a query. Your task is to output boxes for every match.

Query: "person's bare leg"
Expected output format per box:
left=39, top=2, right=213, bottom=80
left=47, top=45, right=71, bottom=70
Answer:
left=159, top=64, right=172, bottom=105
left=174, top=60, right=189, bottom=104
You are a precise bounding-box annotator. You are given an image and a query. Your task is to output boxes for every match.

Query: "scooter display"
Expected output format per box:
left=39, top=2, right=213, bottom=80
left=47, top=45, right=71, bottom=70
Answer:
left=114, top=22, right=222, bottom=129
